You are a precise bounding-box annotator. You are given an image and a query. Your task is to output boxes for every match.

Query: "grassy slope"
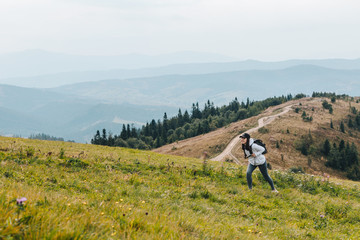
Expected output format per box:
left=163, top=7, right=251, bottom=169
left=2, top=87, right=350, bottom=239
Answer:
left=1, top=136, right=360, bottom=239
left=153, top=99, right=304, bottom=159
left=155, top=97, right=360, bottom=178
left=235, top=97, right=360, bottom=177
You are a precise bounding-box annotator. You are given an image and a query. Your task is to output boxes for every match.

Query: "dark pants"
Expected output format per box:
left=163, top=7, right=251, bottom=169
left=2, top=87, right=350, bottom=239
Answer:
left=246, top=162, right=275, bottom=190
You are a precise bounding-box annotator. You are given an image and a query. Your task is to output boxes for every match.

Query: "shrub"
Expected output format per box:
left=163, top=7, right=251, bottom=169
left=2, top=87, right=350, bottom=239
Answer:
left=26, top=147, right=35, bottom=158
left=289, top=166, right=304, bottom=174
left=59, top=148, right=65, bottom=159
left=258, top=127, right=269, bottom=134
left=61, top=158, right=89, bottom=169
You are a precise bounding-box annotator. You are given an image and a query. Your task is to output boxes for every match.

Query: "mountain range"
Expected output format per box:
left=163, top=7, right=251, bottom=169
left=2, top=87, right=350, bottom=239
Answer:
left=0, top=50, right=360, bottom=143
left=52, top=65, right=360, bottom=107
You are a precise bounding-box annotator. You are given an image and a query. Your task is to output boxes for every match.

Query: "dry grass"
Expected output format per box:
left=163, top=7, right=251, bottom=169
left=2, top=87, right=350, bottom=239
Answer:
left=154, top=97, right=360, bottom=179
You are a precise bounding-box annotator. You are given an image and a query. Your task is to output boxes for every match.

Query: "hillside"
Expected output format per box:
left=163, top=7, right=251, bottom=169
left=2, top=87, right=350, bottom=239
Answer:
left=154, top=97, right=360, bottom=179
left=1, top=136, right=359, bottom=239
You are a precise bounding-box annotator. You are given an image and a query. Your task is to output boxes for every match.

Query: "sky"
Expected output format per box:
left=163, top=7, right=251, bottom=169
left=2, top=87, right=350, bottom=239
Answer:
left=1, top=0, right=360, bottom=60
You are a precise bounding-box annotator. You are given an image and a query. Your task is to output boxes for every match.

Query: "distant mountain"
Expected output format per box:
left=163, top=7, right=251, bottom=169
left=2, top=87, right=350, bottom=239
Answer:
left=2, top=64, right=360, bottom=142
left=0, top=106, right=44, bottom=136
left=52, top=65, right=360, bottom=108
left=0, top=49, right=237, bottom=79
left=0, top=84, right=178, bottom=142
left=2, top=57, right=360, bottom=88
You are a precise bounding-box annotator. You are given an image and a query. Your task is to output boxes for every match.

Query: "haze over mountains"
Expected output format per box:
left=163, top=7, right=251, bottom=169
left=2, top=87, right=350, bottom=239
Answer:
left=0, top=50, right=360, bottom=143
left=0, top=50, right=237, bottom=80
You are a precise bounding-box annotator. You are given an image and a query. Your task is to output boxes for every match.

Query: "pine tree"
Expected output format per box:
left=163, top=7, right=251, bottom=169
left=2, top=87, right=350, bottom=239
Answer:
left=120, top=124, right=127, bottom=139
left=340, top=121, right=345, bottom=133
left=323, top=139, right=331, bottom=156
left=339, top=140, right=345, bottom=152
left=177, top=109, right=184, bottom=127
left=348, top=118, right=354, bottom=128
left=108, top=133, right=114, bottom=146
left=162, top=113, right=168, bottom=143
left=91, top=130, right=101, bottom=144
left=302, top=111, right=307, bottom=118
left=101, top=129, right=107, bottom=145
left=144, top=123, right=150, bottom=136
left=330, top=119, right=334, bottom=129
left=150, top=119, right=157, bottom=139
left=126, top=124, right=131, bottom=139
left=131, top=125, right=138, bottom=138
left=183, top=110, right=190, bottom=123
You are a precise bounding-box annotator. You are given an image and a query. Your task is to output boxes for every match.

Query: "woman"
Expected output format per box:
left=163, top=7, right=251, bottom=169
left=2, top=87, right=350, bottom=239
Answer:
left=240, top=133, right=278, bottom=192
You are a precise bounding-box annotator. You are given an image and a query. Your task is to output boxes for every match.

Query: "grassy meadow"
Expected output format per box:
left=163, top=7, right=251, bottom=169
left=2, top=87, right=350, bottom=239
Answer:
left=1, top=136, right=360, bottom=239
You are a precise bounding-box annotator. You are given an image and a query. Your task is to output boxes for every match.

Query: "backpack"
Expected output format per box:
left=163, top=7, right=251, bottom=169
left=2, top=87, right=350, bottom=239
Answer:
left=243, top=139, right=268, bottom=158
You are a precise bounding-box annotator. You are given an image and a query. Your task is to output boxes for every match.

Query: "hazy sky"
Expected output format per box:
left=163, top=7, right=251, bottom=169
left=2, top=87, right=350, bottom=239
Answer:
left=1, top=0, right=360, bottom=60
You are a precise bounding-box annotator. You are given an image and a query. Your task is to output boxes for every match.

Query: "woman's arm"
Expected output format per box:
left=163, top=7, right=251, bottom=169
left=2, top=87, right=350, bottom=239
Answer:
left=251, top=143, right=265, bottom=157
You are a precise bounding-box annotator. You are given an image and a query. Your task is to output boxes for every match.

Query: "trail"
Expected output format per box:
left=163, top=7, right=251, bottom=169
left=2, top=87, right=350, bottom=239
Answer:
left=211, top=105, right=293, bottom=163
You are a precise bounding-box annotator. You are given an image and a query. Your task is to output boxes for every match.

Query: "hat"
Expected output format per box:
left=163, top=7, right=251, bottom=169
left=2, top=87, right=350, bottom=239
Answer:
left=239, top=133, right=250, bottom=139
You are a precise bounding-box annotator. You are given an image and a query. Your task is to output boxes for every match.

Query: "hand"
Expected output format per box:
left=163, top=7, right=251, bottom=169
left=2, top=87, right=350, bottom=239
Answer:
left=251, top=153, right=256, bottom=157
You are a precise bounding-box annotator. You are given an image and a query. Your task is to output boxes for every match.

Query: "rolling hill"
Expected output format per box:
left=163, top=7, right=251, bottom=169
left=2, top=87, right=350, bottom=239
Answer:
left=154, top=97, right=360, bottom=179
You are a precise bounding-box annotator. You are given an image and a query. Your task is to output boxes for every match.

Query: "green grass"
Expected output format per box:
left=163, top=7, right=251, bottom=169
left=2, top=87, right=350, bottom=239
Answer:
left=0, top=136, right=360, bottom=239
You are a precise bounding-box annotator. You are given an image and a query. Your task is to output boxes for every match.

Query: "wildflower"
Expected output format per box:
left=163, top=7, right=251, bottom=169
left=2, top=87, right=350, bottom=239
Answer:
left=115, top=202, right=119, bottom=204
left=248, top=230, right=252, bottom=232
left=16, top=197, right=27, bottom=206
left=129, top=208, right=132, bottom=211
left=111, top=232, right=116, bottom=236
left=320, top=214, right=325, bottom=218
left=83, top=202, right=87, bottom=205
left=101, top=212, right=105, bottom=215
left=67, top=203, right=71, bottom=206
left=142, top=201, right=145, bottom=204
left=120, top=199, right=123, bottom=202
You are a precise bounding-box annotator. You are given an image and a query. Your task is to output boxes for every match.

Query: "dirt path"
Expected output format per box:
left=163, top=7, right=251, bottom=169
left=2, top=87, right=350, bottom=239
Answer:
left=211, top=105, right=293, bottom=163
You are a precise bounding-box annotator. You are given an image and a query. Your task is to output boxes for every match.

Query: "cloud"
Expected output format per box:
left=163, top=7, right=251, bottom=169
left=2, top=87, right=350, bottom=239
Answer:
left=0, top=0, right=360, bottom=59
left=62, top=0, right=199, bottom=9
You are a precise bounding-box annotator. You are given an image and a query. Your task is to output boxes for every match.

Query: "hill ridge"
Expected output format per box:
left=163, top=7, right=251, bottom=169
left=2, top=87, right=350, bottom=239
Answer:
left=154, top=97, right=360, bottom=180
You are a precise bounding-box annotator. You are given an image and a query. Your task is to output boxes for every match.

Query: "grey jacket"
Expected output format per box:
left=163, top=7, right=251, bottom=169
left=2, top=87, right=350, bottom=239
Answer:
left=244, top=138, right=266, bottom=166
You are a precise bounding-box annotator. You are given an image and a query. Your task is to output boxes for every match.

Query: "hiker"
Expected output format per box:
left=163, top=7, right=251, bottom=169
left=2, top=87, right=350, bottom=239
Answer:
left=240, top=133, right=278, bottom=193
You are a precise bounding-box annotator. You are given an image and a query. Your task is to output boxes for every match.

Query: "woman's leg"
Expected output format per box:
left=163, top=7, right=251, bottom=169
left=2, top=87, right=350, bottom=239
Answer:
left=258, top=162, right=275, bottom=190
left=246, top=163, right=257, bottom=189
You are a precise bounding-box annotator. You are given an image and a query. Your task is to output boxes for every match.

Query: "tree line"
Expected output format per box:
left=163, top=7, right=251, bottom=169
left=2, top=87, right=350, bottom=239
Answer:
left=29, top=133, right=65, bottom=142
left=324, top=139, right=360, bottom=180
left=91, top=94, right=304, bottom=149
